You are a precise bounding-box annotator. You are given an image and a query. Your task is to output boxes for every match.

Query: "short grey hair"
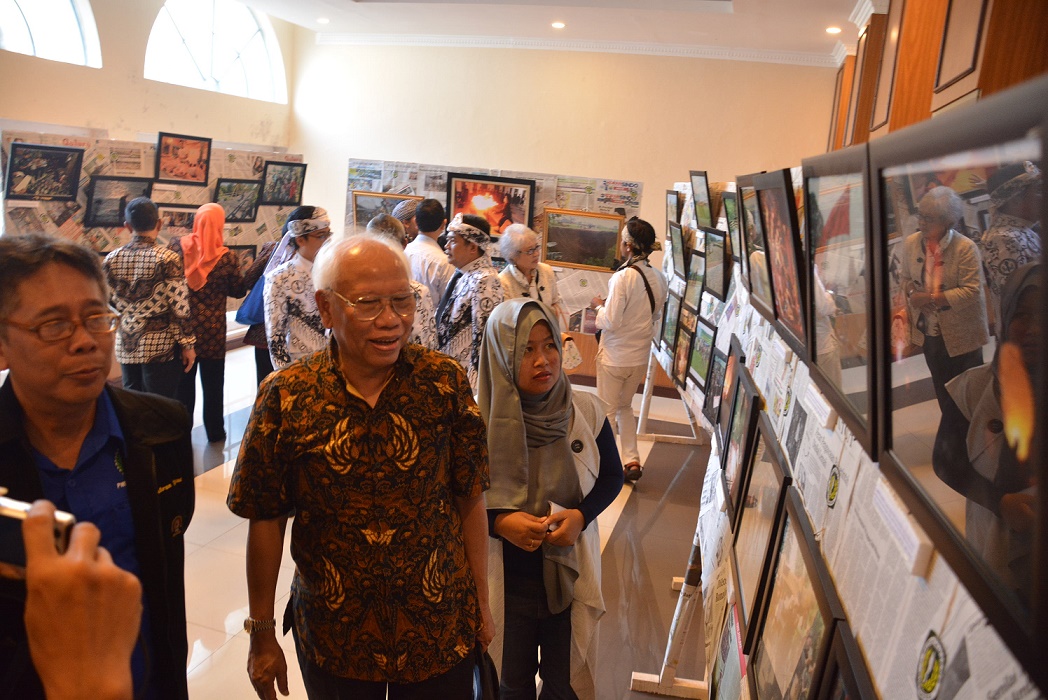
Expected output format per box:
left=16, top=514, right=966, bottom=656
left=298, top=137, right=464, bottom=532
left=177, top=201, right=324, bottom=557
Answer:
left=499, top=223, right=540, bottom=262
left=918, top=186, right=964, bottom=228
left=312, top=232, right=411, bottom=292
left=366, top=213, right=407, bottom=246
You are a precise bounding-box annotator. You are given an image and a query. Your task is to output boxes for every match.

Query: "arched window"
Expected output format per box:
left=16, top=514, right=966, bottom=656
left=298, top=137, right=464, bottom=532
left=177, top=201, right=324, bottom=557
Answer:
left=0, top=0, right=102, bottom=68
left=144, top=0, right=288, bottom=104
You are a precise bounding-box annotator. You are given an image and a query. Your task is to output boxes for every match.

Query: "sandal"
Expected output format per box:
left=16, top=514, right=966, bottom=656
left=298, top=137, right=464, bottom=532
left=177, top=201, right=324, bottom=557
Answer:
left=624, top=462, right=643, bottom=483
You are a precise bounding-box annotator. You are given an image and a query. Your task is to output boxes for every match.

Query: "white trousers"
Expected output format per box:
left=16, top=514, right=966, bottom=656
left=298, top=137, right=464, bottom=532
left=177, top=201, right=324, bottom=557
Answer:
left=595, top=360, right=647, bottom=465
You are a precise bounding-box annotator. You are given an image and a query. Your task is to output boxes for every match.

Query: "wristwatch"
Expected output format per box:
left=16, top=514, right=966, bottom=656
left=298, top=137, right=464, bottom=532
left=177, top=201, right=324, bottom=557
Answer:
left=243, top=617, right=277, bottom=634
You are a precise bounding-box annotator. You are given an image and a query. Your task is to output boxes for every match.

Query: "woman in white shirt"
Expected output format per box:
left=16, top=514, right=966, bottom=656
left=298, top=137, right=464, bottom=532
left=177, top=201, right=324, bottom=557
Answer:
left=498, top=224, right=568, bottom=330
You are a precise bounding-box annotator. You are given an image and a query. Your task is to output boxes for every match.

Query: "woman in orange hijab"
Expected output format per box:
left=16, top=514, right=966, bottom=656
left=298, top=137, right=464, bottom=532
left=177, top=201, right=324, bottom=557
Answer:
left=169, top=203, right=246, bottom=443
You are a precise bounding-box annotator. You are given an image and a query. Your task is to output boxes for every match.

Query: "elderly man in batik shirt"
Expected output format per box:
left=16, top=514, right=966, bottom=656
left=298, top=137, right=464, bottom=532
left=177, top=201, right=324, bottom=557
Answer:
left=228, top=233, right=493, bottom=699
left=436, top=213, right=504, bottom=392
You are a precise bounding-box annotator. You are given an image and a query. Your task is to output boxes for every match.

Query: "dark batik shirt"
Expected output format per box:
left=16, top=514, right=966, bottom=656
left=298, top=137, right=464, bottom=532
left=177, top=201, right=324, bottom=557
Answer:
left=168, top=240, right=246, bottom=360
left=227, top=342, right=490, bottom=682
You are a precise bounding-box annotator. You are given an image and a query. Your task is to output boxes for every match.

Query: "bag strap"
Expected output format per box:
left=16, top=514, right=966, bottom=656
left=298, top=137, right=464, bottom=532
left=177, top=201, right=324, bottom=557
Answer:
left=627, top=262, right=657, bottom=315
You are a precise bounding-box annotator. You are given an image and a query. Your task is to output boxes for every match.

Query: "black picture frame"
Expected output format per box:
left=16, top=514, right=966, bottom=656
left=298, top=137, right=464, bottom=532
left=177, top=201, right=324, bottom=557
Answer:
left=446, top=172, right=535, bottom=233
left=715, top=334, right=747, bottom=450
left=814, top=621, right=878, bottom=699
left=802, top=144, right=876, bottom=457
left=83, top=176, right=153, bottom=228
left=673, top=306, right=697, bottom=388
left=214, top=178, right=262, bottom=223
left=260, top=161, right=307, bottom=206
left=721, top=190, right=742, bottom=264
left=690, top=170, right=714, bottom=229
left=739, top=171, right=775, bottom=323
left=710, top=603, right=746, bottom=700
left=721, top=364, right=762, bottom=529
left=756, top=169, right=808, bottom=360
left=682, top=250, right=706, bottom=312
left=668, top=220, right=687, bottom=281
left=871, top=75, right=1048, bottom=687
left=4, top=142, right=84, bottom=201
left=666, top=189, right=682, bottom=225
left=688, top=316, right=717, bottom=392
left=660, top=292, right=682, bottom=355
left=747, top=487, right=846, bottom=700
left=731, top=412, right=793, bottom=653
left=700, top=226, right=729, bottom=302
left=703, top=349, right=729, bottom=427
left=155, top=132, right=211, bottom=186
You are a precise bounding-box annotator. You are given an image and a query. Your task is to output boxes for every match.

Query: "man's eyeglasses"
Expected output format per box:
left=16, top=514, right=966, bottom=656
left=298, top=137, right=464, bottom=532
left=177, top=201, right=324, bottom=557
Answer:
left=327, top=290, right=415, bottom=321
left=0, top=312, right=120, bottom=343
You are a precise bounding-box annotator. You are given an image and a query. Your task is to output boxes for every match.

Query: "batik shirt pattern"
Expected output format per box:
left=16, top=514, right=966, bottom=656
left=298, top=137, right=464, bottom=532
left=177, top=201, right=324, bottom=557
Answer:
left=978, top=213, right=1041, bottom=323
left=409, top=279, right=437, bottom=350
left=436, top=255, right=504, bottom=391
left=227, top=343, right=489, bottom=682
left=103, top=236, right=196, bottom=364
left=168, top=240, right=246, bottom=359
left=263, top=254, right=327, bottom=369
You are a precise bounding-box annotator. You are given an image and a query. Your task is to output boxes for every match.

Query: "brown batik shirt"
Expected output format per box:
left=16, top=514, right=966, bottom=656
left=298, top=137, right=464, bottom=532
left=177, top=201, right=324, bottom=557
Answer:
left=168, top=240, right=246, bottom=359
left=227, top=342, right=490, bottom=683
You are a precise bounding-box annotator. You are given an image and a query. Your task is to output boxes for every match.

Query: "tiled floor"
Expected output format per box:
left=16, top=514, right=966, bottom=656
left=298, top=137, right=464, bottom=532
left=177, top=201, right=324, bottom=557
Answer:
left=183, top=346, right=696, bottom=699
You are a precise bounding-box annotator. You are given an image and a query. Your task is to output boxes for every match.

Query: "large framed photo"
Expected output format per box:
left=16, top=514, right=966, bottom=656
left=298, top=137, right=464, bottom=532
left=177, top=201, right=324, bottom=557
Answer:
left=690, top=170, right=714, bottom=229
left=446, top=172, right=535, bottom=234
left=542, top=208, right=624, bottom=272
left=701, top=226, right=729, bottom=302
left=214, top=179, right=262, bottom=223
left=83, top=176, right=153, bottom=228
left=715, top=334, right=746, bottom=449
left=756, top=169, right=807, bottom=358
left=721, top=364, right=761, bottom=529
left=739, top=171, right=775, bottom=322
left=351, top=191, right=423, bottom=229
left=668, top=220, right=687, bottom=281
left=688, top=316, right=717, bottom=392
left=155, top=132, right=211, bottom=186
left=673, top=306, right=697, bottom=388
left=731, top=412, right=792, bottom=653
left=227, top=244, right=258, bottom=276
left=803, top=144, right=875, bottom=456
left=814, top=622, right=877, bottom=699
left=660, top=292, right=682, bottom=355
left=157, top=204, right=197, bottom=238
left=682, top=250, right=706, bottom=312
left=261, top=161, right=307, bottom=206
left=4, top=142, right=84, bottom=201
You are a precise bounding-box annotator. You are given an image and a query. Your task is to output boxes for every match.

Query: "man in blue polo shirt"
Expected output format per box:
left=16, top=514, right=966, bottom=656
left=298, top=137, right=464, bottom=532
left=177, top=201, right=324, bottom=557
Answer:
left=0, top=234, right=195, bottom=700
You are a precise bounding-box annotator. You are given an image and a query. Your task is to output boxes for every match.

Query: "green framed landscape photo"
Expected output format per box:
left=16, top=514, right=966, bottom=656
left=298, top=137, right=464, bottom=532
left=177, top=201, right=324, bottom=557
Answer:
left=542, top=207, right=624, bottom=272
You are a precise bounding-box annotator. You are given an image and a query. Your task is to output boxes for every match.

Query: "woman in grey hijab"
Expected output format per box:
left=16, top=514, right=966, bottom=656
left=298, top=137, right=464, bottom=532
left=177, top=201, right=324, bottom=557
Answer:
left=478, top=299, right=623, bottom=700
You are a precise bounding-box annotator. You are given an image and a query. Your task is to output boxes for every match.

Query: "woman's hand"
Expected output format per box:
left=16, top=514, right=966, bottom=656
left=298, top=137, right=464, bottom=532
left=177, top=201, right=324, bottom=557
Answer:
left=544, top=509, right=584, bottom=547
left=494, top=512, right=549, bottom=552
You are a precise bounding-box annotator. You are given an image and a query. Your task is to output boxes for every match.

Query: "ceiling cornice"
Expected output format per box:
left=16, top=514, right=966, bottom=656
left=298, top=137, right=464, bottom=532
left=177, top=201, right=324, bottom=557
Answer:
left=315, top=33, right=840, bottom=68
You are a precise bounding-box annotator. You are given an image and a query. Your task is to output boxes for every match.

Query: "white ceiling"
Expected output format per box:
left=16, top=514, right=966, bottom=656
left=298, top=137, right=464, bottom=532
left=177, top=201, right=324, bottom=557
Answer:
left=240, top=0, right=863, bottom=67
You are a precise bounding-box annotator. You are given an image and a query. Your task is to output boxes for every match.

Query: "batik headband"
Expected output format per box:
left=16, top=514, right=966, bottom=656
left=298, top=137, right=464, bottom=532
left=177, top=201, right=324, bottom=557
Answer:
left=288, top=208, right=331, bottom=237
left=621, top=226, right=663, bottom=252
left=446, top=213, right=489, bottom=246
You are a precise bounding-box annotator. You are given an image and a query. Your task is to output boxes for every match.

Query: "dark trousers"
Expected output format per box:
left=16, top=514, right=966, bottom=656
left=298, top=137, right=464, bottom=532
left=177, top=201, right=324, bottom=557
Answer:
left=924, top=334, right=984, bottom=494
left=501, top=576, right=576, bottom=700
left=121, top=358, right=182, bottom=401
left=177, top=358, right=226, bottom=442
left=254, top=346, right=275, bottom=386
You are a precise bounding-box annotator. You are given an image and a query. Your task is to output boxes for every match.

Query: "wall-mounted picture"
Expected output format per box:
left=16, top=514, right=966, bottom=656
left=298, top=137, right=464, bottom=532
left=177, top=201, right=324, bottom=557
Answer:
left=688, top=317, right=717, bottom=391
left=155, top=132, right=211, bottom=186
left=690, top=170, right=713, bottom=228
left=721, top=365, right=761, bottom=528
left=716, top=335, right=746, bottom=449
left=702, top=349, right=728, bottom=426
left=4, top=142, right=84, bottom=201
left=227, top=244, right=258, bottom=276
left=702, top=227, right=729, bottom=302
left=668, top=221, right=687, bottom=280
left=261, top=161, right=307, bottom=206
left=157, top=204, right=197, bottom=239
left=673, top=306, right=697, bottom=388
left=722, top=190, right=742, bottom=263
left=682, top=251, right=706, bottom=312
left=351, top=191, right=424, bottom=229
left=542, top=208, right=624, bottom=272
left=83, top=176, right=153, bottom=228
left=660, top=292, right=682, bottom=354
left=446, top=172, right=535, bottom=234
left=756, top=169, right=807, bottom=357
left=739, top=173, right=775, bottom=323
left=710, top=604, right=746, bottom=700
left=666, top=189, right=683, bottom=224
left=214, top=179, right=262, bottom=223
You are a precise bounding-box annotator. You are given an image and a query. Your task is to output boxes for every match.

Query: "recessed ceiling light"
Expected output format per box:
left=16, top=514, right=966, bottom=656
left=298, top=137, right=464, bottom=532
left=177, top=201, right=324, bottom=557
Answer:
left=826, top=26, right=842, bottom=34
left=317, top=17, right=330, bottom=25
left=552, top=21, right=566, bottom=29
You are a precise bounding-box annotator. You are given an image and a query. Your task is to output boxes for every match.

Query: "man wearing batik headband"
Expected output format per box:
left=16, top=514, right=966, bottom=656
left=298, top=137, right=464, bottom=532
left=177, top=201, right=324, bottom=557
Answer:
left=263, top=206, right=332, bottom=369
left=978, top=161, right=1042, bottom=327
left=436, top=213, right=504, bottom=392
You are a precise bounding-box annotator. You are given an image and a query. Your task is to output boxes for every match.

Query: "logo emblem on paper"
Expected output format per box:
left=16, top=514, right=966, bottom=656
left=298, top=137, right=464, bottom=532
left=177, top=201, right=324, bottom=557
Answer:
left=826, top=466, right=840, bottom=508
left=783, top=387, right=792, bottom=416
left=915, top=631, right=945, bottom=699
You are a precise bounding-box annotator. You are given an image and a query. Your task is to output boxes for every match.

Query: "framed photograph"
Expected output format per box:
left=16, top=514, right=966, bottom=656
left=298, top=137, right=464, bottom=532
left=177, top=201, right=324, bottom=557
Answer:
left=690, top=170, right=714, bottom=229
left=720, top=364, right=761, bottom=528
left=155, top=132, right=211, bottom=186
left=668, top=221, right=687, bottom=281
left=542, top=208, right=624, bottom=272
left=157, top=204, right=197, bottom=238
left=756, top=169, right=807, bottom=358
left=710, top=604, right=746, bottom=700
left=666, top=189, right=682, bottom=224
left=673, top=306, right=697, bottom=388
left=739, top=171, right=775, bottom=322
left=351, top=191, right=424, bottom=229
left=83, top=176, right=153, bottom=228
left=4, top=142, right=84, bottom=201
left=721, top=190, right=742, bottom=264
left=814, top=622, right=878, bottom=699
left=702, top=349, right=729, bottom=426
left=803, top=145, right=875, bottom=457
left=682, top=251, right=706, bottom=312
left=446, top=172, right=535, bottom=234
left=748, top=488, right=846, bottom=700
left=214, top=179, right=262, bottom=223
left=660, top=292, right=682, bottom=355
left=227, top=244, right=258, bottom=277
left=871, top=77, right=1047, bottom=676
left=688, top=316, right=717, bottom=392
left=731, top=412, right=793, bottom=653
left=715, top=334, right=746, bottom=450
left=701, top=226, right=729, bottom=302
left=260, top=161, right=307, bottom=206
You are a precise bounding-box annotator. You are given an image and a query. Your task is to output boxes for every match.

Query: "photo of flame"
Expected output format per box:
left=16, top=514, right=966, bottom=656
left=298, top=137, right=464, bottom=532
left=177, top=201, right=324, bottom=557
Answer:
left=447, top=174, right=534, bottom=235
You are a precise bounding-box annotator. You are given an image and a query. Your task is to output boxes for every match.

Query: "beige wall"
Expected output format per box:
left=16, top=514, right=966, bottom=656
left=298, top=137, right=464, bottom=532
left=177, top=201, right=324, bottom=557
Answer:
left=289, top=31, right=837, bottom=229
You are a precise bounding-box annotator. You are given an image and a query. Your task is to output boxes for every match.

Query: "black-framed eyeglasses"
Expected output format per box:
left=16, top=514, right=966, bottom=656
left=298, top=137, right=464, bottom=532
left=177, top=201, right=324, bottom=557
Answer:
left=327, top=289, right=415, bottom=321
left=0, top=312, right=120, bottom=343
